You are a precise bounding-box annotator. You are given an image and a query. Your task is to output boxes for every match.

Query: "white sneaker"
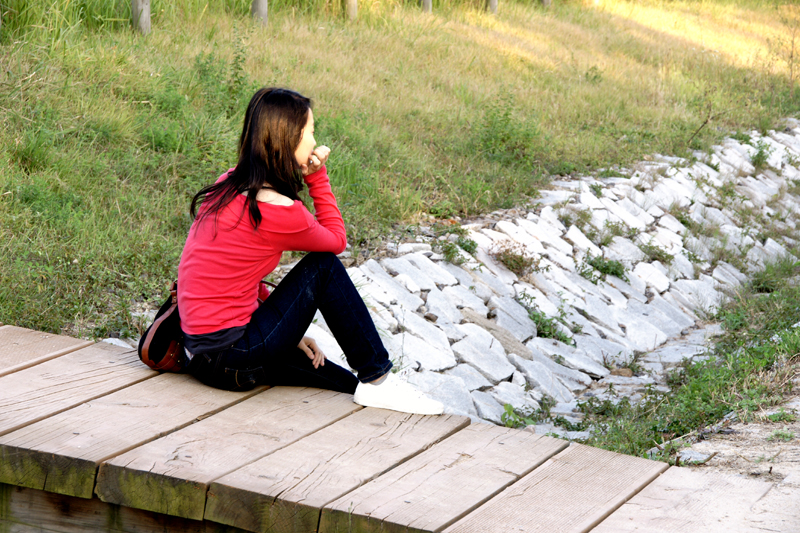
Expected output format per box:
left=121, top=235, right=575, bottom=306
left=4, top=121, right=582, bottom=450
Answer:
left=353, top=373, right=444, bottom=415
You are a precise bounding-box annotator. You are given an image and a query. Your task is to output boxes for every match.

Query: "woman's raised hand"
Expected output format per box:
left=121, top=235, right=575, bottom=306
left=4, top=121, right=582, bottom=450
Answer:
left=298, top=336, right=326, bottom=369
left=301, top=146, right=331, bottom=176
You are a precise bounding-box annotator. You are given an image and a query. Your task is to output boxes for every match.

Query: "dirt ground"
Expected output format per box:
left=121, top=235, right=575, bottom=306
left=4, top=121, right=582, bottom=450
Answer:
left=682, top=393, right=800, bottom=531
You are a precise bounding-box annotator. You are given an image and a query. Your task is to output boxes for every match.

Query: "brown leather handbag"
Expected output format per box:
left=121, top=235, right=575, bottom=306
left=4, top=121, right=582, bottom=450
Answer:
left=138, top=281, right=186, bottom=372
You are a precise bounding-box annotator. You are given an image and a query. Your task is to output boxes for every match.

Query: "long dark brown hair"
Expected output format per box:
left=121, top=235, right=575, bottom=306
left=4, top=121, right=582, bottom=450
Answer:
left=190, top=88, right=312, bottom=230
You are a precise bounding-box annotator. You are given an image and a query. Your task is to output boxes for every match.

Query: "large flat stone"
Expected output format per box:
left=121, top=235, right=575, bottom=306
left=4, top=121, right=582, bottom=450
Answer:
left=451, top=324, right=515, bottom=384
left=391, top=306, right=452, bottom=355
left=383, top=331, right=456, bottom=372
left=603, top=236, right=647, bottom=267
left=445, top=363, right=493, bottom=391
left=527, top=337, right=609, bottom=378
left=471, top=390, right=506, bottom=424
left=382, top=256, right=437, bottom=291
left=525, top=344, right=593, bottom=390
left=489, top=381, right=540, bottom=413
left=611, top=307, right=669, bottom=352
left=641, top=341, right=707, bottom=368
left=626, top=300, right=684, bottom=339
left=359, top=260, right=424, bottom=311
left=404, top=252, right=459, bottom=286
left=574, top=336, right=633, bottom=366
left=488, top=296, right=537, bottom=342
left=425, top=287, right=463, bottom=325
left=509, top=354, right=574, bottom=404
left=406, top=370, right=477, bottom=418
left=460, top=308, right=532, bottom=359
left=442, top=285, right=489, bottom=315
left=671, top=278, right=723, bottom=315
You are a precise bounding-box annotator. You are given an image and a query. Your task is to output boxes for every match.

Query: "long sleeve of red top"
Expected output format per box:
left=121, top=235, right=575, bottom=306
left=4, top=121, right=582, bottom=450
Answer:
left=178, top=165, right=347, bottom=336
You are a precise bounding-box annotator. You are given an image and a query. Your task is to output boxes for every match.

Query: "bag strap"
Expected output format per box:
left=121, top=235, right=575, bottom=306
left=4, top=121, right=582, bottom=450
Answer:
left=140, top=281, right=179, bottom=370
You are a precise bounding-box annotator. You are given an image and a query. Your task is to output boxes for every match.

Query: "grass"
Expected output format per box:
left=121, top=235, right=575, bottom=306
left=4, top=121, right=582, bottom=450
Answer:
left=578, top=258, right=800, bottom=462
left=2, top=0, right=800, bottom=336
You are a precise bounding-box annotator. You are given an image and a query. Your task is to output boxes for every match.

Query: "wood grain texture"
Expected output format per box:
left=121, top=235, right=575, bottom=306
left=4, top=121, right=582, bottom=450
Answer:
left=204, top=409, right=470, bottom=533
left=320, top=423, right=569, bottom=533
left=592, top=466, right=773, bottom=532
left=0, top=326, right=92, bottom=378
left=0, top=374, right=265, bottom=499
left=0, top=482, right=250, bottom=533
left=443, top=443, right=669, bottom=533
left=95, top=387, right=363, bottom=520
left=0, top=343, right=156, bottom=437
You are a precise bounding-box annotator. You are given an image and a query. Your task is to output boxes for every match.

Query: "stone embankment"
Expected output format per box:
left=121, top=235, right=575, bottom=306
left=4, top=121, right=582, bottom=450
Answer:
left=120, top=119, right=800, bottom=437
left=302, top=119, right=800, bottom=434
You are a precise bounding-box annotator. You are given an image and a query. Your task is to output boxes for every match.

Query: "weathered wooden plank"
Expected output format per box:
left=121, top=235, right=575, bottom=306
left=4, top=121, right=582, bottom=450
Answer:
left=0, top=326, right=92, bottom=378
left=0, top=343, right=155, bottom=437
left=592, top=466, right=773, bottom=532
left=0, top=482, right=250, bottom=532
left=0, top=374, right=266, bottom=499
left=442, top=443, right=669, bottom=533
left=320, top=423, right=569, bottom=533
left=204, top=410, right=469, bottom=533
left=95, top=387, right=363, bottom=520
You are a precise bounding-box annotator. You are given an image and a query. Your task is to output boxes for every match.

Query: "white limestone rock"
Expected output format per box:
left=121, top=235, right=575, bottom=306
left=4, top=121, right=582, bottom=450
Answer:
left=445, top=363, right=493, bottom=391
left=425, top=287, right=463, bottom=325
left=605, top=275, right=647, bottom=303
left=471, top=390, right=506, bottom=424
left=495, top=220, right=546, bottom=255
left=514, top=283, right=561, bottom=319
left=625, top=300, right=684, bottom=339
left=603, top=237, right=647, bottom=267
left=647, top=292, right=695, bottom=330
left=509, top=354, right=574, bottom=404
left=524, top=343, right=593, bottom=390
left=671, top=278, right=724, bottom=315
left=404, top=252, right=459, bottom=286
left=442, top=284, right=489, bottom=315
left=359, top=260, right=424, bottom=311
left=611, top=307, right=669, bottom=352
left=390, top=305, right=452, bottom=355
left=384, top=332, right=456, bottom=372
left=574, top=336, right=633, bottom=366
left=451, top=324, right=515, bottom=384
left=632, top=262, right=671, bottom=293
left=397, top=242, right=432, bottom=254
left=489, top=381, right=540, bottom=413
left=437, top=261, right=474, bottom=287
left=488, top=296, right=538, bottom=342
left=406, top=370, right=478, bottom=418
left=527, top=337, right=610, bottom=378
left=565, top=225, right=603, bottom=257
left=394, top=273, right=422, bottom=294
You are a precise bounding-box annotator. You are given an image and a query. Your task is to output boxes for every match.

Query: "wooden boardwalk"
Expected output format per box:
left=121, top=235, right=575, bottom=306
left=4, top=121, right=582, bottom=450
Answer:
left=0, top=326, right=782, bottom=532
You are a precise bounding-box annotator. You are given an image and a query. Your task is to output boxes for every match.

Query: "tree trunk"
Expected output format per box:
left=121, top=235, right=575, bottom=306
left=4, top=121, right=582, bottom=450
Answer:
left=252, top=0, right=268, bottom=25
left=422, top=0, right=432, bottom=13
left=131, top=0, right=150, bottom=35
left=486, top=0, right=497, bottom=14
left=346, top=0, right=357, bottom=21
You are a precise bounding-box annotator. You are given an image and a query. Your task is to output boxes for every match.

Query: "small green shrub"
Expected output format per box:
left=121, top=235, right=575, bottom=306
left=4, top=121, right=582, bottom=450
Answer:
left=767, top=428, right=795, bottom=442
left=766, top=409, right=797, bottom=423
left=751, top=140, right=774, bottom=172
left=589, top=183, right=603, bottom=197
left=587, top=255, right=627, bottom=281
left=457, top=236, right=478, bottom=256
left=639, top=241, right=674, bottom=265
left=489, top=241, right=540, bottom=276
left=517, top=293, right=575, bottom=346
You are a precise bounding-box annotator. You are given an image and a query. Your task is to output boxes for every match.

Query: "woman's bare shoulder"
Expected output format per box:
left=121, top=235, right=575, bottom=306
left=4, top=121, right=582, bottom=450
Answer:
left=253, top=189, right=295, bottom=206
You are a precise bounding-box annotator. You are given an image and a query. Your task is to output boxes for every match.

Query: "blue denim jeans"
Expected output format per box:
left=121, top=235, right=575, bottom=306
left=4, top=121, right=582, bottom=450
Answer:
left=187, top=252, right=392, bottom=394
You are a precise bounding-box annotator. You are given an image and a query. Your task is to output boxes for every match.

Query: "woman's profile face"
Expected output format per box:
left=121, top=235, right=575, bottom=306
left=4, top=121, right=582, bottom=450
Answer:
left=294, top=109, right=316, bottom=167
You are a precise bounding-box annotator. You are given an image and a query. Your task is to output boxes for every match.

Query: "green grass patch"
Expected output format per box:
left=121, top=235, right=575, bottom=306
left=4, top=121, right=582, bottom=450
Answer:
left=580, top=263, right=800, bottom=462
